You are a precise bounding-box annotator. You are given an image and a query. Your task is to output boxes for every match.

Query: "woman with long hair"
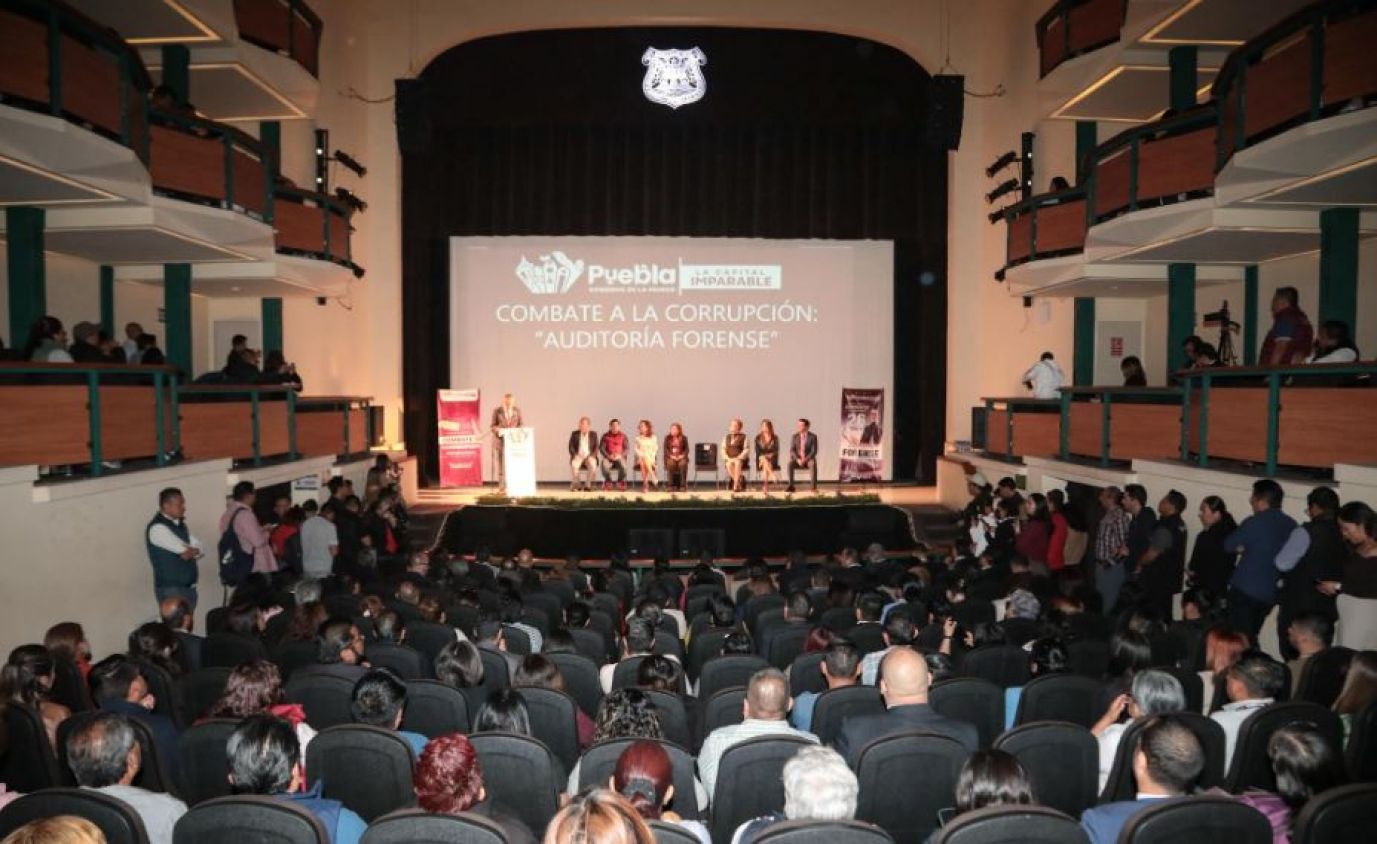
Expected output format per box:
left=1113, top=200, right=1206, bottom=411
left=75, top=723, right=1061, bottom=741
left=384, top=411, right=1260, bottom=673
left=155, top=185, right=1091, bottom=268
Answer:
left=434, top=640, right=487, bottom=714
left=205, top=659, right=316, bottom=748
left=755, top=420, right=780, bottom=495
left=1015, top=492, right=1053, bottom=571
left=126, top=622, right=181, bottom=678
left=1200, top=626, right=1250, bottom=714
left=611, top=740, right=710, bottom=844
left=663, top=423, right=690, bottom=493
left=722, top=418, right=748, bottom=494
left=1227, top=724, right=1350, bottom=843
left=634, top=420, right=659, bottom=493
left=1120, top=356, right=1147, bottom=387
left=414, top=732, right=536, bottom=844
left=1323, top=502, right=1377, bottom=651
left=1333, top=650, right=1377, bottom=744
left=43, top=623, right=92, bottom=680
left=0, top=644, right=70, bottom=746
left=474, top=688, right=531, bottom=735
left=952, top=750, right=1035, bottom=816
left=23, top=315, right=72, bottom=362
left=1045, top=489, right=1071, bottom=572
left=544, top=790, right=654, bottom=844
left=515, top=655, right=594, bottom=747
left=1189, top=496, right=1239, bottom=598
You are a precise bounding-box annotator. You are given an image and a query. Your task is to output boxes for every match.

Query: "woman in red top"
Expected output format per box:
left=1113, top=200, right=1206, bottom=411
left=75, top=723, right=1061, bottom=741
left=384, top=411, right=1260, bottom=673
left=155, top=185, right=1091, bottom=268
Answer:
left=1015, top=492, right=1052, bottom=570
left=1045, top=488, right=1070, bottom=572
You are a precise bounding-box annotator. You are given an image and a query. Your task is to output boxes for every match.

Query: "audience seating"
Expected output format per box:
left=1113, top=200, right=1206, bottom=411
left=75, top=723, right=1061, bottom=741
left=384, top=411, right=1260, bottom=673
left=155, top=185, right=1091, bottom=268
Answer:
left=517, top=686, right=583, bottom=773
left=1224, top=701, right=1344, bottom=793
left=305, top=725, right=417, bottom=822
left=571, top=628, right=612, bottom=664
left=935, top=805, right=1087, bottom=844
left=701, top=686, right=747, bottom=743
left=1065, top=640, right=1110, bottom=680
left=173, top=795, right=328, bottom=844
left=709, top=735, right=816, bottom=844
left=404, top=622, right=458, bottom=666
left=50, top=656, right=95, bottom=713
left=546, top=652, right=603, bottom=716
left=744, top=595, right=786, bottom=635
left=285, top=672, right=357, bottom=730
left=503, top=625, right=533, bottom=657
left=133, top=659, right=183, bottom=726
left=765, top=625, right=812, bottom=670
left=686, top=630, right=732, bottom=680
left=648, top=819, right=704, bottom=844
left=809, top=686, right=884, bottom=745
left=178, top=719, right=239, bottom=805
left=611, top=655, right=652, bottom=691
left=0, top=702, right=62, bottom=792
left=698, top=655, right=769, bottom=700
left=958, top=645, right=1031, bottom=689
left=401, top=679, right=471, bottom=737
left=639, top=688, right=695, bottom=751
left=362, top=809, right=512, bottom=844
left=993, top=722, right=1098, bottom=819
left=1157, top=667, right=1205, bottom=715
left=273, top=640, right=323, bottom=681
left=1347, top=701, right=1377, bottom=782
left=55, top=711, right=172, bottom=795
left=1100, top=712, right=1226, bottom=802
left=202, top=633, right=268, bottom=669
left=176, top=667, right=231, bottom=725
left=854, top=731, right=967, bottom=844
left=469, top=732, right=563, bottom=834
left=478, top=649, right=513, bottom=694
left=819, top=606, right=859, bottom=635
left=653, top=630, right=687, bottom=663
left=1294, top=647, right=1354, bottom=708
left=789, top=651, right=828, bottom=696
left=929, top=678, right=1003, bottom=749
left=575, top=738, right=701, bottom=821
left=753, top=819, right=896, bottom=844
left=846, top=623, right=886, bottom=655
left=0, top=788, right=150, bottom=844
left=1013, top=674, right=1101, bottom=728
left=1116, top=796, right=1272, bottom=844
left=1292, top=782, right=1377, bottom=844
left=368, top=644, right=428, bottom=680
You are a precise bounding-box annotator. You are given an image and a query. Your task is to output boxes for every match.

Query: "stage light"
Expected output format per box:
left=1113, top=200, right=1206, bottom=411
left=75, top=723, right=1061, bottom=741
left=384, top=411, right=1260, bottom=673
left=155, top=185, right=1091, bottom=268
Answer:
left=986, top=179, right=1019, bottom=204
left=332, top=150, right=367, bottom=177
left=994, top=268, right=1007, bottom=283
left=334, top=186, right=367, bottom=213
left=986, top=150, right=1017, bottom=177
left=315, top=146, right=324, bottom=155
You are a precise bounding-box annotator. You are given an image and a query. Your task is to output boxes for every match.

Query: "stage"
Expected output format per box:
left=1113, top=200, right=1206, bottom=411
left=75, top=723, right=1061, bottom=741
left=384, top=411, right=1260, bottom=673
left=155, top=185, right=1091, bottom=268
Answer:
left=423, top=483, right=942, bottom=561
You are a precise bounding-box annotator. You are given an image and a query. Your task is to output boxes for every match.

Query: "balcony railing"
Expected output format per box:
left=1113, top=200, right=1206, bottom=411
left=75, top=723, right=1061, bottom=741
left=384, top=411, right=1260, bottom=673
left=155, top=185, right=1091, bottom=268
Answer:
left=1037, top=0, right=1126, bottom=78
left=179, top=386, right=372, bottom=467
left=1214, top=0, right=1377, bottom=167
left=234, top=0, right=322, bottom=77
left=273, top=185, right=356, bottom=269
left=1088, top=105, right=1218, bottom=224
left=150, top=109, right=274, bottom=223
left=1002, top=188, right=1088, bottom=268
left=1057, top=387, right=1182, bottom=466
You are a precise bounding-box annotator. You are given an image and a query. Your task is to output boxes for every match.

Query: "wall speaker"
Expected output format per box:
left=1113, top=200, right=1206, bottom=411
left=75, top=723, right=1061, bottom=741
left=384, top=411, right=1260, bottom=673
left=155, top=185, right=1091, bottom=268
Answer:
left=925, top=75, right=965, bottom=151
left=395, top=78, right=432, bottom=156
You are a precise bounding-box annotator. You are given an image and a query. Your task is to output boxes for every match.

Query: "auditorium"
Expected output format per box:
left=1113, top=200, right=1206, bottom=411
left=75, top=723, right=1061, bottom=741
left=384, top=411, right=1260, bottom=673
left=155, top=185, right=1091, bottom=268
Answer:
left=0, top=0, right=1375, bottom=842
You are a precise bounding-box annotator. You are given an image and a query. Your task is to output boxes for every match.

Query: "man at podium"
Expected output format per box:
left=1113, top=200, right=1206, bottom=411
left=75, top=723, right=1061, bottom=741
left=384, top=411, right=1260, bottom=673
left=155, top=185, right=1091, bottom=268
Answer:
left=490, top=393, right=522, bottom=491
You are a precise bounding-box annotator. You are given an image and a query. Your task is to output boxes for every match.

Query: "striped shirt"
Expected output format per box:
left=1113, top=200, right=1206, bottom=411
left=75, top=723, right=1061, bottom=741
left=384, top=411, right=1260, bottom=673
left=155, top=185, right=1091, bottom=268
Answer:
left=697, top=718, right=818, bottom=798
left=1095, top=509, right=1131, bottom=566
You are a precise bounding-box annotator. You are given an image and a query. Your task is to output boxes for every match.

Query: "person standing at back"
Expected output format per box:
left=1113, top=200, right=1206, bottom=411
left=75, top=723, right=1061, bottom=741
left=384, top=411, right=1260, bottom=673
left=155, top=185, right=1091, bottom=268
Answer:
left=1021, top=352, right=1065, bottom=400
left=300, top=500, right=340, bottom=578
left=221, top=481, right=277, bottom=576
left=1261, top=286, right=1314, bottom=365
left=1223, top=480, right=1297, bottom=644
left=145, top=487, right=203, bottom=611
left=1135, top=490, right=1189, bottom=622
left=1272, top=487, right=1344, bottom=661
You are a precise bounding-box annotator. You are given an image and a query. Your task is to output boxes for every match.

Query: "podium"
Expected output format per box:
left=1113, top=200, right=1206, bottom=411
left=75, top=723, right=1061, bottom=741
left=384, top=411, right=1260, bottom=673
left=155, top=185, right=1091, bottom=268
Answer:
left=500, top=427, right=537, bottom=497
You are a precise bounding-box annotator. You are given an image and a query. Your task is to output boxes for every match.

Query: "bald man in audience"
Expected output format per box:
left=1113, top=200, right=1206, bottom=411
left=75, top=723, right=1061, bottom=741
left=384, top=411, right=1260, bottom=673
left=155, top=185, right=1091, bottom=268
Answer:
left=696, top=667, right=819, bottom=797
left=833, top=647, right=977, bottom=766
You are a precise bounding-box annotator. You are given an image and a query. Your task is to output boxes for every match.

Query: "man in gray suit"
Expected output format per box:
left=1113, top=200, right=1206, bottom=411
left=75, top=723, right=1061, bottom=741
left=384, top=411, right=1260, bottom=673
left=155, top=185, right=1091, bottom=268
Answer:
left=833, top=647, right=977, bottom=767
left=787, top=418, right=819, bottom=493
left=490, top=393, right=522, bottom=491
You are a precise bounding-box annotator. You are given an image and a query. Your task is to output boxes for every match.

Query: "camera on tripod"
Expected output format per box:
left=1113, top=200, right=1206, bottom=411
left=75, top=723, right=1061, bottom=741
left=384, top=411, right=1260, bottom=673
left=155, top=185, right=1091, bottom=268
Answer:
left=1202, top=300, right=1239, bottom=365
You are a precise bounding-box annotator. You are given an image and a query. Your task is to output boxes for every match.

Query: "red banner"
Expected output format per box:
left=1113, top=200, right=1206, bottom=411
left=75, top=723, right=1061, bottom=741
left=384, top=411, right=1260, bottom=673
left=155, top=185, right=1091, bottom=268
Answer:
left=437, top=388, right=483, bottom=487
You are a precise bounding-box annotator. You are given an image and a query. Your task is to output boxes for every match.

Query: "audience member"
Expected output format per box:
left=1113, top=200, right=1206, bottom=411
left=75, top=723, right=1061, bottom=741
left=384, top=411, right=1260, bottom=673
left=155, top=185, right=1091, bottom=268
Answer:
left=299, top=618, right=368, bottom=681
left=1227, top=723, right=1349, bottom=844
left=939, top=750, right=1035, bottom=838
left=158, top=598, right=201, bottom=671
left=1134, top=489, right=1188, bottom=621
left=697, top=668, right=817, bottom=797
left=1224, top=480, right=1297, bottom=643
left=612, top=740, right=711, bottom=844
left=1, top=644, right=71, bottom=746
left=1329, top=502, right=1377, bottom=650
left=88, top=655, right=180, bottom=781
left=1333, top=650, right=1377, bottom=744
left=545, top=789, right=654, bottom=844
left=414, top=732, right=535, bottom=844
left=43, top=622, right=92, bottom=680
left=145, top=487, right=203, bottom=610
left=1187, top=496, right=1238, bottom=599
left=207, top=659, right=315, bottom=747
left=731, top=746, right=859, bottom=844
left=1091, top=669, right=1187, bottom=791
left=835, top=648, right=976, bottom=766
left=517, top=654, right=595, bottom=746
left=127, top=621, right=181, bottom=678
left=1275, top=487, right=1344, bottom=661
left=221, top=481, right=277, bottom=576
left=1261, top=286, right=1313, bottom=365
left=860, top=611, right=916, bottom=686
left=601, top=618, right=657, bottom=693
left=0, top=817, right=104, bottom=844
left=475, top=687, right=532, bottom=735
left=1212, top=653, right=1288, bottom=765
left=1120, top=356, right=1146, bottom=387
left=1284, top=613, right=1334, bottom=697
left=23, top=315, right=73, bottom=362
left=1004, top=638, right=1068, bottom=729
left=301, top=500, right=341, bottom=579
left=65, top=713, right=186, bottom=844
left=1093, top=486, right=1131, bottom=612
left=791, top=638, right=861, bottom=731
left=1080, top=715, right=1204, bottom=844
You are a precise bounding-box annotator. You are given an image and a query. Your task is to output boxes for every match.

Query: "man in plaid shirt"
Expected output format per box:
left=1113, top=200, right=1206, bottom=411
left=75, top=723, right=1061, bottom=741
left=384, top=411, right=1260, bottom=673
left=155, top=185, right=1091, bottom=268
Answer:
left=1095, top=485, right=1132, bottom=612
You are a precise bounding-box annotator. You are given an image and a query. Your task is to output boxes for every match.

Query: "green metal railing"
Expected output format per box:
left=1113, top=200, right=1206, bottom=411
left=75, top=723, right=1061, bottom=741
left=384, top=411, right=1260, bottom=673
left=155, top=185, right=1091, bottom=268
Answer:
left=1057, top=386, right=1183, bottom=467
left=297, top=395, right=376, bottom=460
left=1212, top=0, right=1377, bottom=168
left=1086, top=104, right=1218, bottom=224
left=1002, top=187, right=1088, bottom=268
left=179, top=384, right=300, bottom=466
left=1036, top=0, right=1128, bottom=78
left=1178, top=362, right=1377, bottom=476
left=149, top=108, right=275, bottom=224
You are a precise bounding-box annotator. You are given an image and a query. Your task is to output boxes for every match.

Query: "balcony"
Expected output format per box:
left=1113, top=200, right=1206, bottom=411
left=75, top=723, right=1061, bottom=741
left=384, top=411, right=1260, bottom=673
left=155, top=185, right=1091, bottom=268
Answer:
left=1038, top=0, right=1127, bottom=79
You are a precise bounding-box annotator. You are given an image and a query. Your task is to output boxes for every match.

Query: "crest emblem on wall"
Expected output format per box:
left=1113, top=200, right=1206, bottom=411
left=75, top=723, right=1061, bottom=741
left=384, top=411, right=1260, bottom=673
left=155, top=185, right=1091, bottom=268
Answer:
left=641, top=47, right=707, bottom=109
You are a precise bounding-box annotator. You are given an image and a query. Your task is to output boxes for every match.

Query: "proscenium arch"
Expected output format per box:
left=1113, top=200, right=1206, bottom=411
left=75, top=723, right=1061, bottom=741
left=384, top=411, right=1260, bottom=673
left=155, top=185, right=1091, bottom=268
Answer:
left=399, top=26, right=948, bottom=484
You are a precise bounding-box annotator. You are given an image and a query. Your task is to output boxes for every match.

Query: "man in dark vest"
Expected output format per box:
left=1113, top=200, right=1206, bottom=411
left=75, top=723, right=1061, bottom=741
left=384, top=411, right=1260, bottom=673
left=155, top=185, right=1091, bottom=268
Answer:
left=1274, top=486, right=1345, bottom=660
left=1135, top=490, right=1188, bottom=621
left=145, top=487, right=203, bottom=611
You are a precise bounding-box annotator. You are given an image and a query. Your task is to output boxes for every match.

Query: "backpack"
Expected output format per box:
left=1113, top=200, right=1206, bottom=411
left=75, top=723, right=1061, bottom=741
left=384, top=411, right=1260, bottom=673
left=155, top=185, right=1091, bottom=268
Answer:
left=218, top=508, right=255, bottom=587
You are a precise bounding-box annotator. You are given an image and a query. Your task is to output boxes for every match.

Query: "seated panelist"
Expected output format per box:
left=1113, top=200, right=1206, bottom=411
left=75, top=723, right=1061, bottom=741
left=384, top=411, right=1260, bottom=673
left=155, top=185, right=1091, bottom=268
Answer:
left=722, top=418, right=748, bottom=494
left=568, top=417, right=599, bottom=492
left=600, top=418, right=629, bottom=491
left=663, top=423, right=689, bottom=492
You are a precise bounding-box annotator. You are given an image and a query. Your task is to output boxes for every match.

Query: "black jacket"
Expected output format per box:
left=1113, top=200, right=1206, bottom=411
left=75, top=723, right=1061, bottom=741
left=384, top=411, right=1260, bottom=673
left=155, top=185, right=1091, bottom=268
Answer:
left=833, top=703, right=978, bottom=767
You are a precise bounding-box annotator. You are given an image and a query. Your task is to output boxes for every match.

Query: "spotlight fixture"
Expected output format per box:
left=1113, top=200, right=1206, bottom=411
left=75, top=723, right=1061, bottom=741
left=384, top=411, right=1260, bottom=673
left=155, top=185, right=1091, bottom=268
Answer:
left=986, top=150, right=1017, bottom=178
left=986, top=179, right=1019, bottom=204
left=314, top=129, right=329, bottom=190
left=994, top=268, right=1007, bottom=283
left=334, top=187, right=367, bottom=214
left=987, top=208, right=1009, bottom=225
left=332, top=150, right=367, bottom=177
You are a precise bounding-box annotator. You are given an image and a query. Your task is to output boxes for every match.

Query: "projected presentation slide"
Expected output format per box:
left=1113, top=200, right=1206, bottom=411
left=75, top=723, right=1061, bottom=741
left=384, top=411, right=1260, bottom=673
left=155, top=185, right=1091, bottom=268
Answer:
left=449, top=236, right=894, bottom=482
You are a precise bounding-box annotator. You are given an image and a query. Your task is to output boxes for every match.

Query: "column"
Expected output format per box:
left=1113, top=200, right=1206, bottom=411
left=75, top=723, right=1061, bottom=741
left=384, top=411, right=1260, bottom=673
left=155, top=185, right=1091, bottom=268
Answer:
left=261, top=297, right=283, bottom=354
left=1074, top=121, right=1097, bottom=183
left=1243, top=264, right=1258, bottom=365
left=99, top=265, right=115, bottom=337
left=1168, top=263, right=1196, bottom=373
left=6, top=207, right=46, bottom=347
left=164, top=264, right=192, bottom=374
left=1169, top=46, right=1197, bottom=112
left=161, top=44, right=190, bottom=104
left=1074, top=297, right=1096, bottom=385
left=1318, top=207, right=1359, bottom=329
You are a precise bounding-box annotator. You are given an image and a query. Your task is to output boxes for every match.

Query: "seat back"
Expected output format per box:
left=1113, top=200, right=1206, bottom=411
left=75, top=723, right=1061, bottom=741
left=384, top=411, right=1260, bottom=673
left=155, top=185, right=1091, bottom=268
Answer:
left=1118, top=796, right=1272, bottom=844
left=935, top=805, right=1087, bottom=844
left=753, top=820, right=895, bottom=844
left=653, top=631, right=686, bottom=663
left=701, top=687, right=747, bottom=746
left=639, top=689, right=694, bottom=751
left=1294, top=647, right=1354, bottom=708
left=470, top=732, right=562, bottom=834
left=178, top=719, right=240, bottom=805
left=854, top=731, right=967, bottom=844
left=368, top=644, right=428, bottom=680
left=50, top=656, right=94, bottom=713
left=525, top=592, right=563, bottom=631
left=0, top=702, right=62, bottom=792
left=402, top=679, right=471, bottom=737
left=502, top=626, right=532, bottom=657
left=1347, top=700, right=1377, bottom=782
left=202, top=633, right=267, bottom=669
left=361, top=809, right=511, bottom=844
left=1014, top=674, right=1102, bottom=728
left=766, top=626, right=812, bottom=670
left=958, top=645, right=1030, bottom=689
left=173, top=794, right=328, bottom=844
left=517, top=686, right=582, bottom=773
left=478, top=649, right=512, bottom=695
left=1156, top=666, right=1204, bottom=715
left=570, top=629, right=611, bottom=665
left=928, top=678, right=1003, bottom=749
left=993, top=722, right=1098, bottom=818
left=744, top=595, right=787, bottom=636
left=648, top=820, right=702, bottom=844
left=176, top=667, right=232, bottom=725
left=402, top=622, right=457, bottom=668
left=1293, top=782, right=1377, bottom=844
left=305, top=724, right=416, bottom=822
left=810, top=686, right=884, bottom=745
left=847, top=624, right=887, bottom=656
left=0, top=788, right=149, bottom=844
left=611, top=656, right=650, bottom=691
left=699, top=655, right=769, bottom=700
left=285, top=672, right=357, bottom=730
left=709, top=735, right=816, bottom=844
left=1099, top=713, right=1227, bottom=802
left=576, top=738, right=701, bottom=820
left=1225, top=701, right=1345, bottom=793
left=133, top=659, right=182, bottom=726
left=819, top=606, right=858, bottom=635
left=1065, top=639, right=1110, bottom=679
left=55, top=711, right=172, bottom=794
left=789, top=652, right=827, bottom=696
left=272, top=640, right=323, bottom=682
left=547, top=652, right=604, bottom=717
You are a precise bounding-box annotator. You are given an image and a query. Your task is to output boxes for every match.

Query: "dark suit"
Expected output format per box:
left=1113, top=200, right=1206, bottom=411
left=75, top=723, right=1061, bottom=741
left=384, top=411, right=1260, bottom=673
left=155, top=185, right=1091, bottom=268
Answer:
left=1080, top=797, right=1175, bottom=844
left=833, top=702, right=978, bottom=767
left=568, top=429, right=599, bottom=486
left=491, top=404, right=522, bottom=484
left=861, top=423, right=881, bottom=445
left=788, top=430, right=819, bottom=490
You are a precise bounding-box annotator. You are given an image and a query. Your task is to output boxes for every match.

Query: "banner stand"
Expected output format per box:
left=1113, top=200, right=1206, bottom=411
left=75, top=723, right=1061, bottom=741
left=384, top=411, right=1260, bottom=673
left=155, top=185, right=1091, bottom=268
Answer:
left=437, top=389, right=483, bottom=488
left=839, top=387, right=885, bottom=483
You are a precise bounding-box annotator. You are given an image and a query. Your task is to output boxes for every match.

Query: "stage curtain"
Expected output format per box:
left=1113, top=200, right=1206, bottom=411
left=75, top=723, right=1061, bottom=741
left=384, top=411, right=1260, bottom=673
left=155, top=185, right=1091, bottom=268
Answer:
left=401, top=27, right=948, bottom=483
